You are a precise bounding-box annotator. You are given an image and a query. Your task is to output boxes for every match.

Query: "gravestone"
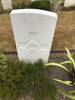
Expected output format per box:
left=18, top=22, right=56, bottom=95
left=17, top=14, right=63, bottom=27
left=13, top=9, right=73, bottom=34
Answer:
left=64, top=0, right=75, bottom=7
left=10, top=9, right=57, bottom=63
left=1, top=0, right=12, bottom=10
left=31, top=0, right=36, bottom=1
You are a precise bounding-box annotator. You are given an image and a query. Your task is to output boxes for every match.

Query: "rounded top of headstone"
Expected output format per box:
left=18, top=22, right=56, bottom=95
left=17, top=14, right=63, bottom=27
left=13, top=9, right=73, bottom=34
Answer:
left=10, top=9, right=57, bottom=18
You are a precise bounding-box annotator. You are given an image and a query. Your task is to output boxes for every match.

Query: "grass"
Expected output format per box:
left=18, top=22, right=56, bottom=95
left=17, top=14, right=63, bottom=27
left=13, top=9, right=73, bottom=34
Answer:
left=0, top=14, right=16, bottom=52
left=0, top=53, right=58, bottom=100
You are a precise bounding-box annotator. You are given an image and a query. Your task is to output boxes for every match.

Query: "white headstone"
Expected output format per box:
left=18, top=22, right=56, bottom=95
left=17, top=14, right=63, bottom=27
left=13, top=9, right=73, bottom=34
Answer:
left=10, top=9, right=57, bottom=63
left=31, top=0, right=36, bottom=1
left=64, top=0, right=75, bottom=7
left=1, top=0, right=12, bottom=10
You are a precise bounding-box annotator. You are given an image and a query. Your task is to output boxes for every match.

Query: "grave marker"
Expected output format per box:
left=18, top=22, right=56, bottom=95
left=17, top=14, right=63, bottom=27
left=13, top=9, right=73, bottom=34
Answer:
left=64, top=0, right=75, bottom=7
left=1, top=0, right=12, bottom=10
left=10, top=9, right=57, bottom=63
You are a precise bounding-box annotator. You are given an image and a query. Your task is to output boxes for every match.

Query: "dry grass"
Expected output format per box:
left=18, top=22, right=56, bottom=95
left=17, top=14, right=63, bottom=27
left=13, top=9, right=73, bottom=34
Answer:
left=0, top=14, right=16, bottom=52
left=52, top=11, right=75, bottom=51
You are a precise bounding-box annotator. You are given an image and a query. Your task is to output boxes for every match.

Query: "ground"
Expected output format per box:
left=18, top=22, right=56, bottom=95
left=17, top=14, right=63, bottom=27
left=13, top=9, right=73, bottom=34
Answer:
left=0, top=14, right=16, bottom=52
left=52, top=11, right=75, bottom=51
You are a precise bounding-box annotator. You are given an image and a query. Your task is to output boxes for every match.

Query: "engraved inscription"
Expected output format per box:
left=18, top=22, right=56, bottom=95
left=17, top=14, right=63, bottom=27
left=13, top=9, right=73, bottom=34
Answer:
left=29, top=32, right=38, bottom=34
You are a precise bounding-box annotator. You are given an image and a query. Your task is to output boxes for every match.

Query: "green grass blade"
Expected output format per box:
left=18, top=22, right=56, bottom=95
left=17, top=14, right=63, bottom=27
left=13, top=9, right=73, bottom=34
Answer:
left=66, top=48, right=75, bottom=69
left=54, top=79, right=72, bottom=86
left=65, top=94, right=75, bottom=100
left=45, top=63, right=69, bottom=72
left=60, top=61, right=71, bottom=65
left=68, top=90, right=75, bottom=94
left=59, top=89, right=75, bottom=100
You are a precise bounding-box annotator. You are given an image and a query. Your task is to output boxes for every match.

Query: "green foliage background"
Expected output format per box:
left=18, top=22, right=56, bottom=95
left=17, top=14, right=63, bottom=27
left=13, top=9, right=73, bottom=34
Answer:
left=31, top=0, right=51, bottom=11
